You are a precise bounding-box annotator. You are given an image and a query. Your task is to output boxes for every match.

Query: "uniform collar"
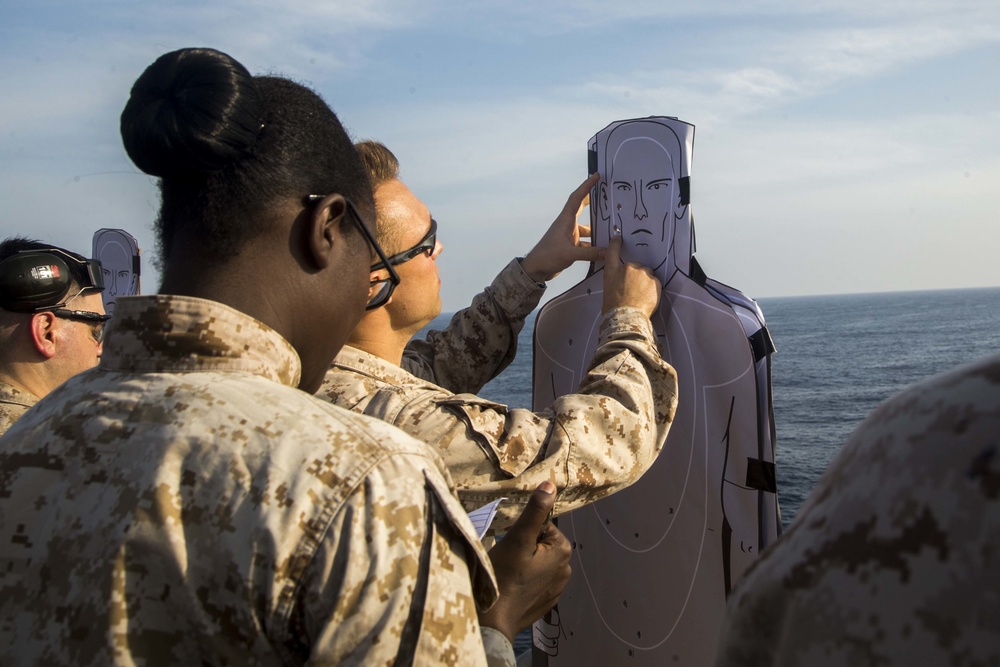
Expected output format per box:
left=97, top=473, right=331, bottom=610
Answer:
left=0, top=380, right=39, bottom=408
left=98, top=295, right=302, bottom=388
left=330, top=344, right=432, bottom=388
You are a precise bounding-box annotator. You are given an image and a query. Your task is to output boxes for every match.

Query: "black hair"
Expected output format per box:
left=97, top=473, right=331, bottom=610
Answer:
left=120, top=47, right=372, bottom=262
left=0, top=237, right=54, bottom=263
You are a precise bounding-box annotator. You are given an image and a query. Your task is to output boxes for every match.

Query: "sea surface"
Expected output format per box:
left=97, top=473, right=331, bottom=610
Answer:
left=423, top=286, right=1000, bottom=527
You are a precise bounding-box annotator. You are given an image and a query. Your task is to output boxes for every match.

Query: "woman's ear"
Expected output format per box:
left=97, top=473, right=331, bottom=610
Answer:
left=306, top=194, right=348, bottom=270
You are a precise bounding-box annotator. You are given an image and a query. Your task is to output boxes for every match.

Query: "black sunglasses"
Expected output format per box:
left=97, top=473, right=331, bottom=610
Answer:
left=53, top=308, right=112, bottom=344
left=305, top=195, right=400, bottom=310
left=370, top=219, right=438, bottom=271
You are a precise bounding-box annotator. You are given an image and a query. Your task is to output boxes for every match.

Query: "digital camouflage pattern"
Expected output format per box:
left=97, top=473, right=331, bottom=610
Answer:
left=0, top=294, right=505, bottom=666
left=402, top=259, right=545, bottom=390
left=0, top=381, right=37, bottom=437
left=319, top=260, right=678, bottom=532
left=717, top=353, right=1000, bottom=666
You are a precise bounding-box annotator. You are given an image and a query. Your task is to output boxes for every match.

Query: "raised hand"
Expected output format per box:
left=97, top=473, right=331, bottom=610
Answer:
left=520, top=173, right=604, bottom=283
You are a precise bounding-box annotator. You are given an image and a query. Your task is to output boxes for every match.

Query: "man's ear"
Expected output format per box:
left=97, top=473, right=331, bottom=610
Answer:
left=367, top=269, right=394, bottom=309
left=306, top=194, right=348, bottom=270
left=599, top=181, right=610, bottom=222
left=29, top=312, right=59, bottom=359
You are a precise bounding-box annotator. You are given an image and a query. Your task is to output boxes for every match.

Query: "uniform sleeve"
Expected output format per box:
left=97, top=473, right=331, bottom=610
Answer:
left=402, top=259, right=544, bottom=394
left=717, top=356, right=1000, bottom=667
left=295, top=452, right=497, bottom=666
left=393, top=307, right=678, bottom=532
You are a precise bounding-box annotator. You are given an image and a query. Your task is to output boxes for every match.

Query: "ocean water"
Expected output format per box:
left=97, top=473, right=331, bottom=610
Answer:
left=424, top=286, right=1000, bottom=527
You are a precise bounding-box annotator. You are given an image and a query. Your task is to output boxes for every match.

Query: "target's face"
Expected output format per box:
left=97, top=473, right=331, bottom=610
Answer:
left=607, top=137, right=677, bottom=269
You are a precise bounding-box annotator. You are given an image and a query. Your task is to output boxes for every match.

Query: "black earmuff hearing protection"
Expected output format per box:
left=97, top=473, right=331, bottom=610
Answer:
left=0, top=249, right=105, bottom=313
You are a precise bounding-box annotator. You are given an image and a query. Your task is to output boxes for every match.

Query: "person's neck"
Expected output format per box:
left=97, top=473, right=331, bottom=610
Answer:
left=159, top=259, right=287, bottom=333
left=159, top=256, right=318, bottom=386
left=347, top=314, right=425, bottom=368
left=347, top=329, right=411, bottom=367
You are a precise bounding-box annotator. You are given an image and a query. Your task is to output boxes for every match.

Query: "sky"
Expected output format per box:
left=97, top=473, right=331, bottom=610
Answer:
left=1, top=0, right=998, bottom=312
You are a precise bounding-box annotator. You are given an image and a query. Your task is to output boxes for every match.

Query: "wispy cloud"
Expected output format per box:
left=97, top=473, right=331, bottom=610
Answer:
left=346, top=8, right=999, bottom=191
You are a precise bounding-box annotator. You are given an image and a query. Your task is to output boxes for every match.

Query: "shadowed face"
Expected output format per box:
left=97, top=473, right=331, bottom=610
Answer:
left=608, top=138, right=676, bottom=270
left=52, top=290, right=107, bottom=382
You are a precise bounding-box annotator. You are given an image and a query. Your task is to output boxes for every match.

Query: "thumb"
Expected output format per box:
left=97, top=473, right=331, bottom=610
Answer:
left=562, top=173, right=601, bottom=218
left=506, top=482, right=556, bottom=547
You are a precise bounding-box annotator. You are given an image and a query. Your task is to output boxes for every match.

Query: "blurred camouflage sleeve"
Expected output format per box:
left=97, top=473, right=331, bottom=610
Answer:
left=403, top=259, right=544, bottom=393
left=716, top=354, right=1000, bottom=667
left=377, top=307, right=676, bottom=532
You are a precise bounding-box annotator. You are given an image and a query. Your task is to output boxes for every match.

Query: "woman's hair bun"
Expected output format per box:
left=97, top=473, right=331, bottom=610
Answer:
left=120, top=47, right=264, bottom=178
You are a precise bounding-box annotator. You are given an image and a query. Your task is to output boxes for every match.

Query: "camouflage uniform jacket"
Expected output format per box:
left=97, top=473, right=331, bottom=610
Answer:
left=716, top=353, right=1000, bottom=667
left=320, top=261, right=678, bottom=531
left=0, top=380, right=37, bottom=437
left=0, top=294, right=507, bottom=666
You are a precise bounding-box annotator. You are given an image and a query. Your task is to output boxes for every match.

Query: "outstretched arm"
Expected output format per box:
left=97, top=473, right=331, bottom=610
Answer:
left=437, top=234, right=672, bottom=530
left=331, top=304, right=676, bottom=532
left=389, top=311, right=675, bottom=532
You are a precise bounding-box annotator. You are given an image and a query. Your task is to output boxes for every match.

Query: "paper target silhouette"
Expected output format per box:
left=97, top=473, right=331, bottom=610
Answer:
left=92, top=228, right=140, bottom=317
left=532, top=117, right=780, bottom=666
